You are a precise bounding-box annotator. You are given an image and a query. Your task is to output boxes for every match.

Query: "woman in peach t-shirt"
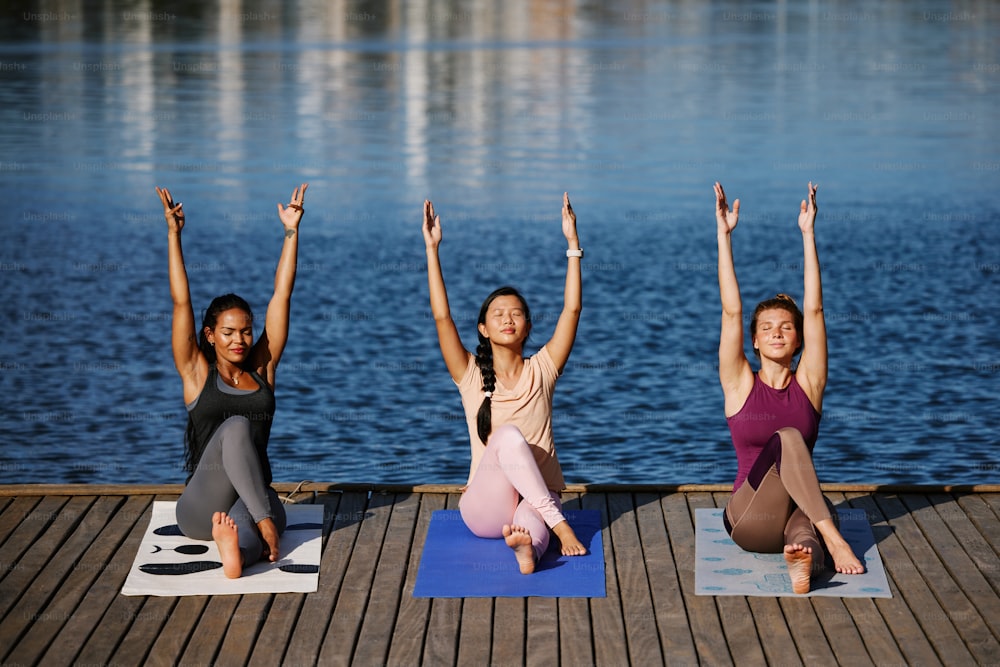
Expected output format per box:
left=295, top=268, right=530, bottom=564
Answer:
left=422, top=193, right=587, bottom=574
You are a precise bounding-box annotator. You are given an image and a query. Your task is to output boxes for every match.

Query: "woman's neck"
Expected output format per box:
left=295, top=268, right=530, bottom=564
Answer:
left=491, top=344, right=525, bottom=385
left=757, top=359, right=792, bottom=389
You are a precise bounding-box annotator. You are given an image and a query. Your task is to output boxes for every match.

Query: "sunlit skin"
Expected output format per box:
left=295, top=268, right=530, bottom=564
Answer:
left=752, top=309, right=800, bottom=367
left=423, top=193, right=587, bottom=572
left=157, top=183, right=307, bottom=578
left=715, top=181, right=864, bottom=589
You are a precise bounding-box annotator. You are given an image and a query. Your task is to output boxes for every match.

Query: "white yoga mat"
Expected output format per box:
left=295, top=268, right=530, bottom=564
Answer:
left=695, top=508, right=892, bottom=597
left=121, top=501, right=323, bottom=597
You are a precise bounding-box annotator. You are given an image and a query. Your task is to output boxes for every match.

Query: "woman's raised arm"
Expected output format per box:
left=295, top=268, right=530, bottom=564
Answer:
left=423, top=200, right=471, bottom=382
left=544, top=193, right=582, bottom=374
left=254, top=183, right=307, bottom=388
left=715, top=182, right=753, bottom=416
left=793, top=182, right=827, bottom=409
left=157, top=186, right=206, bottom=400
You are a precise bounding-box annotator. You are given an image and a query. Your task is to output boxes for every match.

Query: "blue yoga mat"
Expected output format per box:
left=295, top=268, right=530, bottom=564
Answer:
left=413, top=509, right=606, bottom=598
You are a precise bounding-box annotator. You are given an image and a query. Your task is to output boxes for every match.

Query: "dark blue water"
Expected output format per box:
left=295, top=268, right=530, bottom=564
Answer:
left=1, top=1, right=998, bottom=486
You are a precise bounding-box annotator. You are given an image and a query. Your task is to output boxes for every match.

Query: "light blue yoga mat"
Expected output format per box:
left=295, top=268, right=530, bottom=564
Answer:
left=695, top=508, right=892, bottom=597
left=413, top=509, right=606, bottom=598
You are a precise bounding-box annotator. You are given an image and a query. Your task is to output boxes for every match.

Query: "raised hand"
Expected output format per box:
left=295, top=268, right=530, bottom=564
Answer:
left=562, top=192, right=578, bottom=243
left=155, top=186, right=185, bottom=233
left=423, top=199, right=442, bottom=249
left=798, top=181, right=818, bottom=234
left=715, top=181, right=739, bottom=235
left=277, top=183, right=308, bottom=230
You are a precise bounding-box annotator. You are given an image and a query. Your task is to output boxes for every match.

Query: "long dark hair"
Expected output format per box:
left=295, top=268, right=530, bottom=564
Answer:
left=475, top=286, right=531, bottom=444
left=183, top=293, right=254, bottom=473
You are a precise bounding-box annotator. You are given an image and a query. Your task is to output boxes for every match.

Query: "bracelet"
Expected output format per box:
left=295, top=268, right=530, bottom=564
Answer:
left=566, top=248, right=584, bottom=258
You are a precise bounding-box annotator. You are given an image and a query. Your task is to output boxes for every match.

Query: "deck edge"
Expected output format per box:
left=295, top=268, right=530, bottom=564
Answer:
left=1, top=482, right=998, bottom=497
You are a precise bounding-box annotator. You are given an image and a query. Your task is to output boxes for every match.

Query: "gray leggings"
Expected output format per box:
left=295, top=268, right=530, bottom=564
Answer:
left=176, top=416, right=286, bottom=567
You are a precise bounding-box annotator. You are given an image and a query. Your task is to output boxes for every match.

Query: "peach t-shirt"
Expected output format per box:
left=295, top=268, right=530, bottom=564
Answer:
left=456, top=346, right=566, bottom=492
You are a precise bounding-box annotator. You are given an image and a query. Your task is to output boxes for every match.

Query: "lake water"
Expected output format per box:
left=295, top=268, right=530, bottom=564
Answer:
left=1, top=1, right=998, bottom=486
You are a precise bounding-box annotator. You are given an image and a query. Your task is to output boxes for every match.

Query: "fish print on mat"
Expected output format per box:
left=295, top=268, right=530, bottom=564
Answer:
left=139, top=561, right=222, bottom=575
left=151, top=544, right=209, bottom=555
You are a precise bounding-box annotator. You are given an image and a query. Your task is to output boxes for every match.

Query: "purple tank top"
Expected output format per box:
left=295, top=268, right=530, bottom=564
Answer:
left=726, top=374, right=820, bottom=490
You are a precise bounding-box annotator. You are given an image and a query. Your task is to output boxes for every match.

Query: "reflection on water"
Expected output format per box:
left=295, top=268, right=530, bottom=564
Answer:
left=0, top=1, right=998, bottom=485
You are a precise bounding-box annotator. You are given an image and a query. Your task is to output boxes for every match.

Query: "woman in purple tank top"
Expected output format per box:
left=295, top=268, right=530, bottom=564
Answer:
left=715, top=181, right=864, bottom=594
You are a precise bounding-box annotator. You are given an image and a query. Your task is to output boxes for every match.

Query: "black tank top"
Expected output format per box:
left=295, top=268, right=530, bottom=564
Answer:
left=187, top=367, right=276, bottom=484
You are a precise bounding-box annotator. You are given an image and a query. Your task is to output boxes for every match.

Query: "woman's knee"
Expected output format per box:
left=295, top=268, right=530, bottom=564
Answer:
left=488, top=424, right=528, bottom=451
left=217, top=416, right=255, bottom=453
left=218, top=415, right=252, bottom=437
left=776, top=427, right=809, bottom=453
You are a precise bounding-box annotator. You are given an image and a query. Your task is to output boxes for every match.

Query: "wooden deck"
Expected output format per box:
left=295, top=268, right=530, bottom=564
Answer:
left=1, top=482, right=998, bottom=666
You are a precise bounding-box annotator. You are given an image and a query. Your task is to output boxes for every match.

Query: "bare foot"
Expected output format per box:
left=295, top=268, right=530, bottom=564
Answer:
left=552, top=520, right=587, bottom=556
left=827, top=538, right=865, bottom=575
left=212, top=512, right=243, bottom=579
left=258, top=517, right=280, bottom=563
left=814, top=518, right=865, bottom=575
left=503, top=524, right=536, bottom=574
left=784, top=543, right=813, bottom=594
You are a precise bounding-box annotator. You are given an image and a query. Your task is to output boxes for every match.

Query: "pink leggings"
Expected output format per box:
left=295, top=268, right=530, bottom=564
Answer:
left=459, top=424, right=567, bottom=560
left=724, top=427, right=836, bottom=565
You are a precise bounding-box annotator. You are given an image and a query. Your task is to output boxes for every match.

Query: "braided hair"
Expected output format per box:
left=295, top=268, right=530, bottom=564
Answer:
left=183, top=293, right=254, bottom=473
left=475, top=286, right=531, bottom=444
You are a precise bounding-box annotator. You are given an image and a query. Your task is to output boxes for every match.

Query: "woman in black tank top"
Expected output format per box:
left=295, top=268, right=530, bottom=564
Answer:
left=156, top=183, right=307, bottom=579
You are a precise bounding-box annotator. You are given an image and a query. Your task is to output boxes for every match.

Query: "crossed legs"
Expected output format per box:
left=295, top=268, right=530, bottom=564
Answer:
left=176, top=416, right=287, bottom=578
left=459, top=424, right=586, bottom=574
left=724, top=427, right=864, bottom=593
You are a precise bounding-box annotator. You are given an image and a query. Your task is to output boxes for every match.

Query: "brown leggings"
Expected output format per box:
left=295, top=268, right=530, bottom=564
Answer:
left=724, top=427, right=836, bottom=564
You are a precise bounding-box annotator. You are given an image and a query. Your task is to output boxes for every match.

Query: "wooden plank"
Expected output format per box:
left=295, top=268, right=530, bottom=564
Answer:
left=693, top=492, right=765, bottom=667
left=0, top=495, right=96, bottom=659
left=901, top=493, right=1000, bottom=650
left=143, top=595, right=209, bottom=666
left=70, top=496, right=170, bottom=667
left=179, top=594, right=240, bottom=665
left=104, top=494, right=183, bottom=667
left=980, top=493, right=1000, bottom=520
left=0, top=496, right=40, bottom=550
left=32, top=495, right=152, bottom=667
left=607, top=491, right=663, bottom=666
left=454, top=492, right=493, bottom=667
left=633, top=491, right=697, bottom=664
left=316, top=491, right=395, bottom=666
left=862, top=493, right=978, bottom=664
left=247, top=493, right=342, bottom=665
left=248, top=594, right=304, bottom=666
left=846, top=493, right=944, bottom=667
left=0, top=495, right=69, bottom=599
left=455, top=597, right=493, bottom=666
left=3, top=487, right=1000, bottom=667
left=955, top=493, right=1000, bottom=562
left=387, top=492, right=445, bottom=667
left=417, top=493, right=462, bottom=666
left=662, top=492, right=731, bottom=665
left=282, top=491, right=367, bottom=666
left=807, top=493, right=877, bottom=667
left=491, top=597, right=526, bottom=666
left=557, top=492, right=593, bottom=667
left=353, top=492, right=422, bottom=666
left=935, top=493, right=1000, bottom=597
left=217, top=594, right=272, bottom=666
left=707, top=491, right=799, bottom=667
left=582, top=492, right=628, bottom=667
left=525, top=597, right=559, bottom=667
